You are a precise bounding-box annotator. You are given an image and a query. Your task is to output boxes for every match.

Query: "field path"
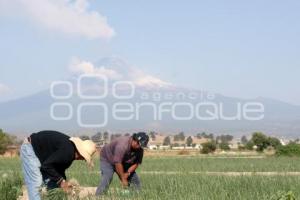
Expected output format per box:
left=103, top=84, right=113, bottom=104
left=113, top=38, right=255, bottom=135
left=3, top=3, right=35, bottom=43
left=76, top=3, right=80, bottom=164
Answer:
left=140, top=171, right=300, bottom=176
left=18, top=186, right=96, bottom=200
left=6, top=170, right=300, bottom=176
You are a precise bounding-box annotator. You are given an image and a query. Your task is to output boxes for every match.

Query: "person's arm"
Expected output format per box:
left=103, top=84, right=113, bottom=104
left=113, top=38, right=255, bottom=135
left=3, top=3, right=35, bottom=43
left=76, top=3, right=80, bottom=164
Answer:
left=40, top=148, right=73, bottom=189
left=115, top=163, right=128, bottom=186
left=111, top=143, right=128, bottom=186
left=111, top=139, right=132, bottom=186
left=124, top=149, right=142, bottom=177
left=126, top=149, right=143, bottom=176
left=126, top=163, right=139, bottom=175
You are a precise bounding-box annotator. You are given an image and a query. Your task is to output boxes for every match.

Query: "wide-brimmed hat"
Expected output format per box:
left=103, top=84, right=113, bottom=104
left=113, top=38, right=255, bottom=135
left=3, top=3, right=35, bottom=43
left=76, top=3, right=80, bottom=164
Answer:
left=69, top=137, right=96, bottom=166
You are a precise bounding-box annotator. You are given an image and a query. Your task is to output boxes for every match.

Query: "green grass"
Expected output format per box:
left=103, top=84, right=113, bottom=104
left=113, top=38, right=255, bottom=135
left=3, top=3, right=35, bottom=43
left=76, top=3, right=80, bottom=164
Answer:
left=1, top=156, right=300, bottom=199
left=0, top=172, right=23, bottom=200
left=142, top=156, right=300, bottom=172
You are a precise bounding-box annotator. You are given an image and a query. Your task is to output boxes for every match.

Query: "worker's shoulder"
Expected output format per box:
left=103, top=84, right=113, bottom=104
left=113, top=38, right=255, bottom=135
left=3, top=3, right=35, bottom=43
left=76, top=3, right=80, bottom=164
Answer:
left=113, top=136, right=131, bottom=143
left=31, top=130, right=70, bottom=145
left=32, top=130, right=69, bottom=138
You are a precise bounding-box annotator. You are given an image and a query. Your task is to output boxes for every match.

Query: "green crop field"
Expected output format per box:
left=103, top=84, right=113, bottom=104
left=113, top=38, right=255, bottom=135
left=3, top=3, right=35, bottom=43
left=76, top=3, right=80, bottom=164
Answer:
left=1, top=155, right=300, bottom=199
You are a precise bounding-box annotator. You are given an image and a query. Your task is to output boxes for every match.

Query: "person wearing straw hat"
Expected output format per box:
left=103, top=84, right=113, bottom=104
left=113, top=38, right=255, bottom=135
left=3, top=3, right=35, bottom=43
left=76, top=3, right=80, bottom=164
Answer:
left=96, top=132, right=149, bottom=195
left=20, top=130, right=96, bottom=200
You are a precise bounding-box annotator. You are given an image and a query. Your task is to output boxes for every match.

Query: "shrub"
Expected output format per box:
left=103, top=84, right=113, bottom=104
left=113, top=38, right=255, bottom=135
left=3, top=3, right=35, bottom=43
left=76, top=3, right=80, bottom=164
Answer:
left=201, top=141, right=217, bottom=154
left=238, top=145, right=246, bottom=151
left=245, top=140, right=254, bottom=150
left=250, top=132, right=282, bottom=152
left=276, top=143, right=300, bottom=157
left=219, top=142, right=230, bottom=151
left=178, top=150, right=190, bottom=155
left=172, top=143, right=180, bottom=147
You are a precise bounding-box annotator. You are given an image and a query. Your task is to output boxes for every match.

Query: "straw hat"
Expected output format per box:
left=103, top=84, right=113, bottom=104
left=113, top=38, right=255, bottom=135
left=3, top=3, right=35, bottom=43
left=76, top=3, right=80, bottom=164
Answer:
left=69, top=137, right=96, bottom=166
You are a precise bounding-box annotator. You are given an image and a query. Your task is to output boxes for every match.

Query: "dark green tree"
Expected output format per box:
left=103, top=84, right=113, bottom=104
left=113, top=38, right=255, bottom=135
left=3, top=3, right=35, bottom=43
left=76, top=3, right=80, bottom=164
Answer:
left=91, top=132, right=102, bottom=143
left=174, top=132, right=185, bottom=141
left=79, top=135, right=90, bottom=140
left=200, top=132, right=208, bottom=138
left=178, top=132, right=185, bottom=141
left=186, top=136, right=193, bottom=147
left=251, top=132, right=282, bottom=152
left=163, top=136, right=171, bottom=146
left=216, top=135, right=233, bottom=143
left=173, top=143, right=180, bottom=147
left=219, top=142, right=230, bottom=151
left=149, top=131, right=156, bottom=141
left=241, top=135, right=248, bottom=145
left=196, top=133, right=202, bottom=139
left=201, top=141, right=217, bottom=154
left=208, top=133, right=214, bottom=140
left=268, top=137, right=282, bottom=149
left=103, top=131, right=109, bottom=142
left=245, top=140, right=254, bottom=150
left=0, top=129, right=12, bottom=155
left=252, top=132, right=269, bottom=152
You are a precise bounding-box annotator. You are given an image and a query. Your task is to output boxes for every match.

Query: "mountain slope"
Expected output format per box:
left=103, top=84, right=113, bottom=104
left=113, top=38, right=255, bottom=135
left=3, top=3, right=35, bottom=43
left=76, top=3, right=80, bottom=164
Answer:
left=1, top=57, right=299, bottom=136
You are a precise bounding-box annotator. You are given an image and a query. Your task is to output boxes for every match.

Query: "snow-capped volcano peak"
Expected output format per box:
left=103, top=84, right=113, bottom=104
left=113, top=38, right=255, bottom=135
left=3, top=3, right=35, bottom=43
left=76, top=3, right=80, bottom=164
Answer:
left=69, top=56, right=173, bottom=89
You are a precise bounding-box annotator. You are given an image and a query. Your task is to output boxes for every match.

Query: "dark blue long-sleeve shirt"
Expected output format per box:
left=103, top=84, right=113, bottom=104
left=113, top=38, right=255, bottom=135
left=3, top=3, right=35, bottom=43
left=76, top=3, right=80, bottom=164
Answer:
left=30, top=130, right=75, bottom=184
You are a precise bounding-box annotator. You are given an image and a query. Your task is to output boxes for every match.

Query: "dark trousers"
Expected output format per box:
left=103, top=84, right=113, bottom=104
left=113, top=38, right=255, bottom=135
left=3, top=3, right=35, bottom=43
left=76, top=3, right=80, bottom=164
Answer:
left=95, top=159, right=141, bottom=195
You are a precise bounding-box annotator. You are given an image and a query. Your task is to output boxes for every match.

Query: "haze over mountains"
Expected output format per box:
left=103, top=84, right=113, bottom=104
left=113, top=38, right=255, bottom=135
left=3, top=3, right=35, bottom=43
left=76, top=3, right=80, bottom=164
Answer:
left=1, top=57, right=300, bottom=138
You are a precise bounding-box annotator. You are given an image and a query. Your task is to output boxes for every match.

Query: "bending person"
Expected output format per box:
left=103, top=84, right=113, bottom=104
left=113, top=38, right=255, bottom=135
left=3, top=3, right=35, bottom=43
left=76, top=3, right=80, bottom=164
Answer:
left=96, top=132, right=149, bottom=195
left=20, top=130, right=96, bottom=200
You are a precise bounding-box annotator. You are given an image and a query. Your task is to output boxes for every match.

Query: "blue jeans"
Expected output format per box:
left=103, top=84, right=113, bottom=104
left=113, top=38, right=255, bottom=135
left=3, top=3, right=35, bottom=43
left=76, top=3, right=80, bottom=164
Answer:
left=20, top=142, right=43, bottom=200
left=95, top=159, right=141, bottom=195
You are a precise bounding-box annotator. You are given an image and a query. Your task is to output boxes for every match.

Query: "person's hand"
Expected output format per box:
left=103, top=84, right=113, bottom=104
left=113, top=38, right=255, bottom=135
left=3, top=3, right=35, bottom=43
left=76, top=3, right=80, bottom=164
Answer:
left=121, top=172, right=130, bottom=182
left=123, top=172, right=130, bottom=179
left=60, top=180, right=73, bottom=193
left=121, top=177, right=128, bottom=187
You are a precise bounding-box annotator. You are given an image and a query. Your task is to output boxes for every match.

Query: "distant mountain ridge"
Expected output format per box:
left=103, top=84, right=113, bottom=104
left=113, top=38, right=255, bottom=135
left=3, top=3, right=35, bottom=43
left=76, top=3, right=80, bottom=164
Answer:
left=1, top=57, right=300, bottom=137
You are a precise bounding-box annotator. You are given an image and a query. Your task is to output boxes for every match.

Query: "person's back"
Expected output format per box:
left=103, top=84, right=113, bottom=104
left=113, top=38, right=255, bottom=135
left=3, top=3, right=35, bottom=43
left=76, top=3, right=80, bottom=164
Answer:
left=30, top=130, right=75, bottom=164
left=100, top=136, right=131, bottom=164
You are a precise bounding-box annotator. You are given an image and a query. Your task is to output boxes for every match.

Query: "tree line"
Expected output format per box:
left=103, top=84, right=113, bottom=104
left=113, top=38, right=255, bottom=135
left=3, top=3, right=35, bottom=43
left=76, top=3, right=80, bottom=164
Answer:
left=1, top=129, right=300, bottom=156
left=0, top=129, right=19, bottom=155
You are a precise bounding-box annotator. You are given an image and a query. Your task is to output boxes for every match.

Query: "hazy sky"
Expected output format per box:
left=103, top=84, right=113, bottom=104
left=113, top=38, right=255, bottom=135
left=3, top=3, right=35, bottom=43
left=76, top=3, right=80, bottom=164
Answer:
left=0, top=0, right=299, bottom=105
